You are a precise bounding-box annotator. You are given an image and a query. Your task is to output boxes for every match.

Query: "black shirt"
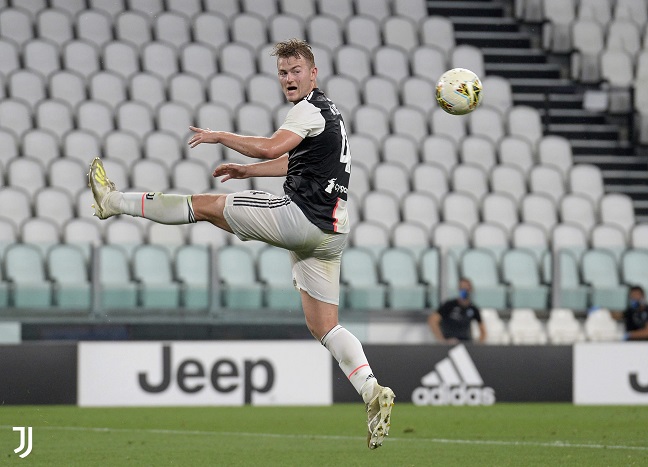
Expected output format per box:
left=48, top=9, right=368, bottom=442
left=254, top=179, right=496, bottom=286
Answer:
left=624, top=305, right=648, bottom=332
left=437, top=299, right=482, bottom=341
left=281, top=88, right=350, bottom=233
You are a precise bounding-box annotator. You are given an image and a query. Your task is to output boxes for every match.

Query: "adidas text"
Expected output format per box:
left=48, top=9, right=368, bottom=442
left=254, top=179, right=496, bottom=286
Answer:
left=412, top=384, right=495, bottom=406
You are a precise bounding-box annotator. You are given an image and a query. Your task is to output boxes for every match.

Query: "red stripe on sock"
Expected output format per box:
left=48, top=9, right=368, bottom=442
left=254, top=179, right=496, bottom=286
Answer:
left=348, top=363, right=369, bottom=379
left=141, top=193, right=146, bottom=217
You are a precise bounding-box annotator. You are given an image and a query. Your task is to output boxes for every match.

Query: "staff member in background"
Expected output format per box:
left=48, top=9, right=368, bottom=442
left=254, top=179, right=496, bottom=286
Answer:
left=613, top=286, right=648, bottom=341
left=428, top=277, right=486, bottom=343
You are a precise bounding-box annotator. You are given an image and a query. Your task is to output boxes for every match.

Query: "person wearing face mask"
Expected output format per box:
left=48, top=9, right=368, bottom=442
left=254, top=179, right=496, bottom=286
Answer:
left=428, top=277, right=486, bottom=343
left=613, top=286, right=648, bottom=341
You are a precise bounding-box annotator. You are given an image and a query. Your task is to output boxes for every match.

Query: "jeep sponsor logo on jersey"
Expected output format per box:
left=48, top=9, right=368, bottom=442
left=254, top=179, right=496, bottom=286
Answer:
left=412, top=344, right=495, bottom=406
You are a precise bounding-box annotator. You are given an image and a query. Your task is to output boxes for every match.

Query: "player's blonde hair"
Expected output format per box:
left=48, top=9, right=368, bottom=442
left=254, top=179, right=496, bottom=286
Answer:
left=271, top=38, right=316, bottom=68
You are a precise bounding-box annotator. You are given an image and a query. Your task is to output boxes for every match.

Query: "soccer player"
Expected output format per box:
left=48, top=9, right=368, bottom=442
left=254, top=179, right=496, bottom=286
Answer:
left=88, top=39, right=394, bottom=449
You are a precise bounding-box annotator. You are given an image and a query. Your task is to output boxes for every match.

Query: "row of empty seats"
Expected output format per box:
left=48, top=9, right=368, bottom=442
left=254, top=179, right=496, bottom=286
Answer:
left=1, top=239, right=645, bottom=313
left=478, top=307, right=623, bottom=344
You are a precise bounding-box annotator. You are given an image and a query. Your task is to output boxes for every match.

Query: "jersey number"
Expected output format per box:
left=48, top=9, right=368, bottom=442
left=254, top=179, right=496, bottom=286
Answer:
left=339, top=120, right=351, bottom=173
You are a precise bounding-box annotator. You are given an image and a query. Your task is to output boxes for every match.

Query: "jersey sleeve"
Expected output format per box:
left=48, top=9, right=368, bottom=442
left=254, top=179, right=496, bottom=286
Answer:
left=437, top=300, right=452, bottom=318
left=279, top=100, right=326, bottom=138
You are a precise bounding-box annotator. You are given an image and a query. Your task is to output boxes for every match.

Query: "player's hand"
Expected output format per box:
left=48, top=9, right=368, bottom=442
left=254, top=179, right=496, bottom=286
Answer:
left=445, top=337, right=460, bottom=345
left=212, top=162, right=249, bottom=181
left=188, top=126, right=218, bottom=148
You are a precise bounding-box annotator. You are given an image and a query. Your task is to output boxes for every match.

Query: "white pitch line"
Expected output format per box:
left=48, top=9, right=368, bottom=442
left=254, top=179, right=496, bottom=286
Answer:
left=2, top=425, right=648, bottom=452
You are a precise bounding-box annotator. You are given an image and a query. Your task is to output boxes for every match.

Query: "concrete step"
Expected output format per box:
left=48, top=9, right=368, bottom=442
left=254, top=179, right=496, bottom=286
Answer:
left=451, top=16, right=519, bottom=32
left=509, top=78, right=578, bottom=94
left=486, top=63, right=562, bottom=79
left=455, top=31, right=532, bottom=48
left=483, top=48, right=548, bottom=64
left=428, top=1, right=505, bottom=17
left=547, top=123, right=621, bottom=140
left=542, top=109, right=606, bottom=124
left=570, top=140, right=635, bottom=156
left=573, top=155, right=648, bottom=171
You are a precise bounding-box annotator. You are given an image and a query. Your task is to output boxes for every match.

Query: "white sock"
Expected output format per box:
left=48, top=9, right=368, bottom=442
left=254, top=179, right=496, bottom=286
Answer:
left=321, top=325, right=377, bottom=400
left=111, top=192, right=196, bottom=225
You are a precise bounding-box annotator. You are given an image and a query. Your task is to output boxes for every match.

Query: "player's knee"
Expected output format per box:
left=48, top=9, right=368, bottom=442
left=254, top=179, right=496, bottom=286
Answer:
left=191, top=193, right=226, bottom=224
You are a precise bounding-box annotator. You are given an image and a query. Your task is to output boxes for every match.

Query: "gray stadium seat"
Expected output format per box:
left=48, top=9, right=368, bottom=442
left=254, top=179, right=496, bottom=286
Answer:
left=5, top=243, right=52, bottom=308
left=258, top=247, right=302, bottom=309
left=341, top=247, right=386, bottom=309
left=48, top=244, right=91, bottom=309
left=380, top=248, right=426, bottom=310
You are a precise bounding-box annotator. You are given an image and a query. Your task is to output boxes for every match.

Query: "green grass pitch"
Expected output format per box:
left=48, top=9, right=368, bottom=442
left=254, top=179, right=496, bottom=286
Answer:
left=1, top=404, right=647, bottom=466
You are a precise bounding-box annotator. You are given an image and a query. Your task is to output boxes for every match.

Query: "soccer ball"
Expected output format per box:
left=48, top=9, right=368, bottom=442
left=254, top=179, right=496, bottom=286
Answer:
left=435, top=68, right=483, bottom=115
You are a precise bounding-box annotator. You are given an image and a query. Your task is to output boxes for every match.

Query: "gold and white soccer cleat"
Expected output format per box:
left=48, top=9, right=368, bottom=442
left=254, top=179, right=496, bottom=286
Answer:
left=87, top=157, right=119, bottom=219
left=366, top=385, right=395, bottom=450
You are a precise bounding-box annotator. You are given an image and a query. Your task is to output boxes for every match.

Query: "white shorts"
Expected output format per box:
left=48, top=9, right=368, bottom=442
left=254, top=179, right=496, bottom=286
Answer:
left=223, top=191, right=347, bottom=305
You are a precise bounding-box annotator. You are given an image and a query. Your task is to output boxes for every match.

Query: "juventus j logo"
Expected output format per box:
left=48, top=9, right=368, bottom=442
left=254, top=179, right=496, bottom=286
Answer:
left=13, top=426, right=33, bottom=458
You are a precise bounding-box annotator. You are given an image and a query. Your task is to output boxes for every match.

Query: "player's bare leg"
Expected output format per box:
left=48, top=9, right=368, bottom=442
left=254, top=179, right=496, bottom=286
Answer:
left=302, top=291, right=395, bottom=449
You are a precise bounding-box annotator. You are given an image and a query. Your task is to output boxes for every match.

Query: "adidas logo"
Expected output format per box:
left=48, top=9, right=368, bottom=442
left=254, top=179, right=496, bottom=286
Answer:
left=412, top=344, right=495, bottom=406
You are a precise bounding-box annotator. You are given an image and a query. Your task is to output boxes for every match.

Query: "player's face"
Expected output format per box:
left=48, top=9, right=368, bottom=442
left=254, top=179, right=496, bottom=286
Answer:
left=277, top=55, right=317, bottom=103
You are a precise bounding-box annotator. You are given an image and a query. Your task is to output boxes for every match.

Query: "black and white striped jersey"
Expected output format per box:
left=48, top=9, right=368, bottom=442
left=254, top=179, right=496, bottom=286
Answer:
left=280, top=88, right=350, bottom=234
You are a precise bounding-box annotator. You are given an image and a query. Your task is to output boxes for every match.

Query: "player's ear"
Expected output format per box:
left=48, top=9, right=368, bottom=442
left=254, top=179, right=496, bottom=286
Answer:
left=311, top=66, right=318, bottom=81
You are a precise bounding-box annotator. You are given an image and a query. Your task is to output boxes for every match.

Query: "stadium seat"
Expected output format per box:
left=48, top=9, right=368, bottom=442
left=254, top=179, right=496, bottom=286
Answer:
left=115, top=11, right=152, bottom=49
left=578, top=0, right=612, bottom=25
left=340, top=247, right=386, bottom=309
left=433, top=222, right=470, bottom=257
left=614, top=0, right=648, bottom=28
left=461, top=136, right=497, bottom=174
left=142, top=42, right=180, bottom=83
left=383, top=16, right=418, bottom=53
left=7, top=157, right=46, bottom=198
left=346, top=15, right=381, bottom=54
left=622, top=249, right=648, bottom=291
left=0, top=187, right=32, bottom=231
left=247, top=74, right=286, bottom=113
left=220, top=42, right=257, bottom=82
left=133, top=245, right=180, bottom=309
left=231, top=13, right=267, bottom=51
left=507, top=308, right=548, bottom=344
left=468, top=106, right=505, bottom=145
left=157, top=102, right=194, bottom=140
left=317, top=0, right=353, bottom=23
left=1, top=8, right=35, bottom=48
left=279, top=0, right=315, bottom=20
left=478, top=307, right=511, bottom=344
left=606, top=19, right=641, bottom=57
left=507, top=106, right=543, bottom=148
left=373, top=162, right=410, bottom=200
left=77, top=10, right=113, bottom=48
left=584, top=308, right=620, bottom=341
left=420, top=16, right=455, bottom=56
left=401, top=191, right=440, bottom=231
left=5, top=244, right=52, bottom=308
left=8, top=69, right=46, bottom=108
left=105, top=219, right=145, bottom=258
left=411, top=45, right=447, bottom=84
left=552, top=223, right=588, bottom=260
left=521, top=194, right=558, bottom=236
left=559, top=194, right=597, bottom=234
left=529, top=165, right=565, bottom=205
left=63, top=218, right=103, bottom=261
left=77, top=100, right=115, bottom=141
left=379, top=249, right=426, bottom=310
left=546, top=308, right=585, bottom=344
left=543, top=250, right=589, bottom=310
left=22, top=129, right=59, bottom=167
left=116, top=102, right=155, bottom=141
left=362, top=191, right=400, bottom=230
left=582, top=249, right=628, bottom=310
left=102, top=41, right=139, bottom=80
left=353, top=105, right=389, bottom=143
left=335, top=45, right=372, bottom=86
left=600, top=49, right=633, bottom=112
left=591, top=223, right=627, bottom=261
left=392, top=222, right=430, bottom=260
left=308, top=15, right=343, bottom=53
left=350, top=221, right=390, bottom=259
left=600, top=193, right=635, bottom=238
left=502, top=249, right=550, bottom=309
left=391, top=106, right=428, bottom=144
left=472, top=222, right=510, bottom=261
left=89, top=0, right=126, bottom=19
left=630, top=223, right=648, bottom=249
left=491, top=164, right=527, bottom=205
left=482, top=193, right=518, bottom=236
left=236, top=103, right=273, bottom=137
left=512, top=223, right=549, bottom=263
left=348, top=163, right=370, bottom=200
left=63, top=40, right=100, bottom=80
left=36, top=99, right=74, bottom=140
left=132, top=159, right=170, bottom=192
left=430, top=107, right=467, bottom=144
left=0, top=99, right=31, bottom=140
left=169, top=74, right=205, bottom=112
left=252, top=176, right=286, bottom=196
left=36, top=8, right=72, bottom=47
left=421, top=135, right=458, bottom=175
left=420, top=248, right=440, bottom=308
left=147, top=223, right=187, bottom=257
left=402, top=76, right=437, bottom=116
left=571, top=19, right=604, bottom=83
left=144, top=132, right=182, bottom=171
left=269, top=14, right=305, bottom=43
left=21, top=217, right=60, bottom=257
left=104, top=130, right=141, bottom=170
left=0, top=130, right=19, bottom=168
left=461, top=249, right=507, bottom=309
left=48, top=244, right=91, bottom=309
left=538, top=136, right=573, bottom=180
left=355, top=0, right=390, bottom=22
left=481, top=76, right=513, bottom=115
left=0, top=218, right=18, bottom=261
left=568, top=164, right=605, bottom=205
left=193, top=13, right=229, bottom=52
left=175, top=244, right=211, bottom=310
left=172, top=159, right=211, bottom=194
left=451, top=164, right=488, bottom=201
left=217, top=246, right=263, bottom=309
left=180, top=43, right=217, bottom=83
left=154, top=12, right=191, bottom=50
left=34, top=187, right=74, bottom=230
left=451, top=44, right=485, bottom=79
left=442, top=192, right=480, bottom=233
left=258, top=247, right=302, bottom=310
left=498, top=136, right=534, bottom=176
left=50, top=158, right=88, bottom=199
left=383, top=135, right=420, bottom=172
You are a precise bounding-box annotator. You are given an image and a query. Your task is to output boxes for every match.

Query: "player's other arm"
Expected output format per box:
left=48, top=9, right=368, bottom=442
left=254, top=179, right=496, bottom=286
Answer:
left=626, top=323, right=648, bottom=340
left=428, top=312, right=446, bottom=343
left=213, top=154, right=289, bottom=181
left=188, top=126, right=303, bottom=160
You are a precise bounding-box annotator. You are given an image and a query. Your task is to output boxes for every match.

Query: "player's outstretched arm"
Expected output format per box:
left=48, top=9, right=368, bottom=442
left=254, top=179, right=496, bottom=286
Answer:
left=188, top=126, right=302, bottom=160
left=213, top=155, right=289, bottom=182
